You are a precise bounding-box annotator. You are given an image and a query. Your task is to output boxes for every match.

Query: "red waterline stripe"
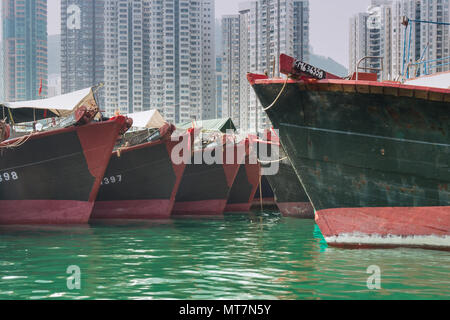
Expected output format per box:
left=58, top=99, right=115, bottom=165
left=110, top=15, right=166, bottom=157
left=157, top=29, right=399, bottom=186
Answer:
left=172, top=199, right=228, bottom=216
left=315, top=206, right=450, bottom=238
left=91, top=199, right=173, bottom=220
left=0, top=200, right=94, bottom=225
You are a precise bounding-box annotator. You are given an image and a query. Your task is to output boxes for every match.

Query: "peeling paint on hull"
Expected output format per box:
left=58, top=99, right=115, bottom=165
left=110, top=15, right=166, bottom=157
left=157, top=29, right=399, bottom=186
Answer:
left=251, top=79, right=450, bottom=249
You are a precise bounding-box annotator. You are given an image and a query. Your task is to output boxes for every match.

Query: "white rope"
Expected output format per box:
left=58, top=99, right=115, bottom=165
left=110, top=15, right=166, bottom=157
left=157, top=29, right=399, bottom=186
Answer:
left=263, top=75, right=290, bottom=111
left=0, top=133, right=33, bottom=149
left=257, top=157, right=288, bottom=164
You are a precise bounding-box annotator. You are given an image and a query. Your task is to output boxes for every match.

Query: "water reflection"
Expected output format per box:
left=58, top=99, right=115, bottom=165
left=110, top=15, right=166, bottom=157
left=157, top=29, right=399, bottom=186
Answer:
left=0, top=212, right=449, bottom=300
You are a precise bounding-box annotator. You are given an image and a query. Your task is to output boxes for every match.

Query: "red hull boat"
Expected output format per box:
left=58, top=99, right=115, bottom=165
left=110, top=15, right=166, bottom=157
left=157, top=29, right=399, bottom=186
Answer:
left=259, top=130, right=314, bottom=218
left=91, top=125, right=188, bottom=220
left=248, top=53, right=450, bottom=249
left=0, top=117, right=126, bottom=224
left=252, top=169, right=276, bottom=208
left=172, top=142, right=245, bottom=216
left=225, top=157, right=260, bottom=213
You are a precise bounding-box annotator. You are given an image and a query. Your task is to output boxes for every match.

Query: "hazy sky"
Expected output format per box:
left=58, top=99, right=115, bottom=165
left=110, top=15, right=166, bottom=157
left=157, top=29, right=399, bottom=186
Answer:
left=48, top=0, right=373, bottom=68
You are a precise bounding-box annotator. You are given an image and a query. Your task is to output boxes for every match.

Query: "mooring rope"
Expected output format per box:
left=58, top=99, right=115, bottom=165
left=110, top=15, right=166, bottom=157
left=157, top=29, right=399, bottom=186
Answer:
left=7, top=108, right=15, bottom=126
left=263, top=75, right=291, bottom=111
left=257, top=157, right=288, bottom=164
left=0, top=132, right=34, bottom=149
left=116, top=142, right=130, bottom=158
left=259, top=173, right=263, bottom=211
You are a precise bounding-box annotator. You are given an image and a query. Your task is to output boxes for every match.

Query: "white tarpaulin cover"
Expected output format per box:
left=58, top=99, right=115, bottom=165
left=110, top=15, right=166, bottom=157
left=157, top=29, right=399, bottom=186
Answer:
left=2, top=87, right=96, bottom=116
left=127, top=110, right=166, bottom=129
left=405, top=71, right=450, bottom=89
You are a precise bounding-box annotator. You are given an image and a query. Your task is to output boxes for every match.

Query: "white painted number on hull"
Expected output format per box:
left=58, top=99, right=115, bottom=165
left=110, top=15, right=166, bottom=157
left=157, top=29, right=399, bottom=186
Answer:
left=0, top=171, right=19, bottom=183
left=101, top=175, right=122, bottom=185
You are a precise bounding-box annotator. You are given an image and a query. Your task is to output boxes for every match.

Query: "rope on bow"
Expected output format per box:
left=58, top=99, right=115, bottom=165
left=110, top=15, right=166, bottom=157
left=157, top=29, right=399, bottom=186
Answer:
left=263, top=74, right=291, bottom=111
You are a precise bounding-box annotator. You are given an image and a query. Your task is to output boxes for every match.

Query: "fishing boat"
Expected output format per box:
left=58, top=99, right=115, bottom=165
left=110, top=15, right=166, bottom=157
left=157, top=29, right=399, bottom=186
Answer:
left=224, top=137, right=260, bottom=213
left=91, top=110, right=188, bottom=220
left=252, top=175, right=276, bottom=208
left=0, top=88, right=128, bottom=224
left=248, top=53, right=449, bottom=249
left=172, top=133, right=245, bottom=216
left=258, top=130, right=314, bottom=219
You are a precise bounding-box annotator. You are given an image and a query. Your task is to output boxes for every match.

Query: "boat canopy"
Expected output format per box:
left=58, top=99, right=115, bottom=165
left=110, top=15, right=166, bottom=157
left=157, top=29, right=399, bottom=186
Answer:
left=405, top=71, right=450, bottom=89
left=0, top=87, right=99, bottom=124
left=126, top=109, right=166, bottom=129
left=2, top=87, right=96, bottom=115
left=177, top=118, right=237, bottom=133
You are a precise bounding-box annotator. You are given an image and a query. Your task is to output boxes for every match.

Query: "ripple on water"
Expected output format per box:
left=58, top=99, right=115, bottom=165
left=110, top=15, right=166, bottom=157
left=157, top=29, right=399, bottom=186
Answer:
left=0, top=215, right=449, bottom=299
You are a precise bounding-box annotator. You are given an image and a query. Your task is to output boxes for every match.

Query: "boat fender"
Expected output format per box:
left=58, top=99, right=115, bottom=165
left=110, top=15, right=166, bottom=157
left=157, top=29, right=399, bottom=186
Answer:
left=74, top=104, right=100, bottom=126
left=74, top=105, right=91, bottom=125
left=187, top=127, right=195, bottom=156
left=0, top=120, right=11, bottom=142
left=0, top=120, right=10, bottom=142
left=159, top=122, right=176, bottom=141
left=113, top=116, right=133, bottom=135
left=122, top=117, right=134, bottom=135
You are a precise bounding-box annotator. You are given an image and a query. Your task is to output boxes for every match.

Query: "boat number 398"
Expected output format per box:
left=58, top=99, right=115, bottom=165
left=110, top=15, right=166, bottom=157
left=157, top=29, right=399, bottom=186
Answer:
left=101, top=175, right=122, bottom=185
left=0, top=171, right=19, bottom=183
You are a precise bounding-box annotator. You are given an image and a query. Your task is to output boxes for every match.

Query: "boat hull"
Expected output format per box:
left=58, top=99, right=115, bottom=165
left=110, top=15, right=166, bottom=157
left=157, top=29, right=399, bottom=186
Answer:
left=265, top=146, right=314, bottom=218
left=225, top=160, right=260, bottom=213
left=316, top=206, right=450, bottom=249
left=253, top=175, right=275, bottom=206
left=251, top=78, right=450, bottom=248
left=92, top=139, right=185, bottom=220
left=173, top=145, right=243, bottom=216
left=0, top=120, right=124, bottom=224
left=276, top=201, right=314, bottom=218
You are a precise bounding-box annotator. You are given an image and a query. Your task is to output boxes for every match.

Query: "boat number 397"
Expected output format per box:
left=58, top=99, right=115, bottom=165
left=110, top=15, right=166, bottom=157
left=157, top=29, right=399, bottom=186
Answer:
left=101, top=175, right=122, bottom=186
left=0, top=171, right=19, bottom=183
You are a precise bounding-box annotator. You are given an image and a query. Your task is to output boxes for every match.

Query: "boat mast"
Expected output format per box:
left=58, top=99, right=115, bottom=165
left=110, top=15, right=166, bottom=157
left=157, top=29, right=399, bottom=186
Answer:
left=401, top=16, right=450, bottom=80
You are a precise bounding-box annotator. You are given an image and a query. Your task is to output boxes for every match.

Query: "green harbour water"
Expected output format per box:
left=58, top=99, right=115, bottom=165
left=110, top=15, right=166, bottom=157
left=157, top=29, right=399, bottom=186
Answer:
left=0, top=211, right=449, bottom=300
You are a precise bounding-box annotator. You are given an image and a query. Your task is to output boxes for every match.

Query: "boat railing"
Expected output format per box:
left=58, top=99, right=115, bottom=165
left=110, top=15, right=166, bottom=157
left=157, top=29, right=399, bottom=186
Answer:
left=401, top=16, right=450, bottom=80
left=355, top=56, right=384, bottom=80
left=406, top=55, right=450, bottom=80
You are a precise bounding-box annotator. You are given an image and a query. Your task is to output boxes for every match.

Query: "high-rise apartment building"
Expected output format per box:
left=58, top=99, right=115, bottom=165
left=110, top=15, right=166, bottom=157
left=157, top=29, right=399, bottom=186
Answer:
left=238, top=4, right=251, bottom=131
left=351, top=0, right=449, bottom=80
left=416, top=0, right=449, bottom=75
left=221, top=15, right=241, bottom=126
left=220, top=0, right=309, bottom=132
left=349, top=12, right=371, bottom=75
left=216, top=56, right=223, bottom=118
left=104, top=0, right=149, bottom=115
left=48, top=74, right=61, bottom=97
left=1, top=0, right=48, bottom=102
left=61, top=0, right=105, bottom=95
left=392, top=0, right=422, bottom=78
left=201, top=0, right=216, bottom=120
left=104, top=0, right=216, bottom=123
left=0, top=38, right=3, bottom=102
left=293, top=0, right=309, bottom=62
left=349, top=0, right=393, bottom=80
left=0, top=3, right=4, bottom=102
